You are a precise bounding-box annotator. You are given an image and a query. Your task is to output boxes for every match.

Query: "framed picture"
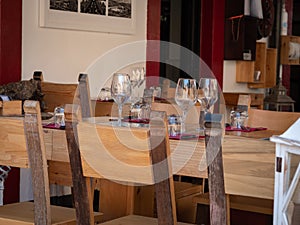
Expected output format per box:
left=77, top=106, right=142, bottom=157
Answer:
left=39, top=0, right=136, bottom=34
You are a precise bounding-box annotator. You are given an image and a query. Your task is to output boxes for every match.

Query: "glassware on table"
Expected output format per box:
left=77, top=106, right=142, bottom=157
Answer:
left=111, top=73, right=132, bottom=126
left=174, top=78, right=198, bottom=133
left=150, top=86, right=162, bottom=98
left=130, top=67, right=145, bottom=104
left=98, top=87, right=112, bottom=101
left=230, top=110, right=248, bottom=129
left=54, top=106, right=65, bottom=128
left=198, top=78, right=219, bottom=128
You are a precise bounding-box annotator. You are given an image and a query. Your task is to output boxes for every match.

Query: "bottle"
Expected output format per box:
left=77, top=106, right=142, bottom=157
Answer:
left=281, top=3, right=288, bottom=35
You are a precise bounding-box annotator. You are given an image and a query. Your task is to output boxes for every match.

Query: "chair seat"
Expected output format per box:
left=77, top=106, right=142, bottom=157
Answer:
left=101, top=215, right=194, bottom=225
left=0, top=201, right=103, bottom=225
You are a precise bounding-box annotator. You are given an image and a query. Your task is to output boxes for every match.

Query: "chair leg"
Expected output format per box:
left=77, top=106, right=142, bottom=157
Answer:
left=226, top=194, right=231, bottom=225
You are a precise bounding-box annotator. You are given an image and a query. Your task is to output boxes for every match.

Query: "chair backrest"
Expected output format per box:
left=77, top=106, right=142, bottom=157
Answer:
left=34, top=71, right=92, bottom=117
left=247, top=108, right=300, bottom=133
left=35, top=72, right=92, bottom=186
left=35, top=73, right=96, bottom=224
left=0, top=100, right=51, bottom=224
left=64, top=106, right=178, bottom=224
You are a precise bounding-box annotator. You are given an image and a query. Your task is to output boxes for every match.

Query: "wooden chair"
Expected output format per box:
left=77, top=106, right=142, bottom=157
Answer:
left=34, top=72, right=102, bottom=224
left=193, top=107, right=300, bottom=224
left=33, top=71, right=79, bottom=113
left=64, top=105, right=195, bottom=225
left=247, top=108, right=300, bottom=133
left=0, top=100, right=79, bottom=224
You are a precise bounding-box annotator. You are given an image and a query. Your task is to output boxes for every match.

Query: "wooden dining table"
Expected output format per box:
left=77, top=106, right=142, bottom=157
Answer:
left=42, top=118, right=279, bottom=201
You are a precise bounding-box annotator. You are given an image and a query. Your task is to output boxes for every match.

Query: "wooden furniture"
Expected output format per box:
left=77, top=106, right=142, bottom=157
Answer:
left=33, top=71, right=78, bottom=113
left=0, top=101, right=78, bottom=224
left=42, top=115, right=280, bottom=223
left=280, top=35, right=300, bottom=65
left=36, top=72, right=91, bottom=185
left=35, top=72, right=102, bottom=224
left=248, top=42, right=277, bottom=89
left=65, top=107, right=194, bottom=225
left=45, top=119, right=277, bottom=189
left=247, top=109, right=300, bottom=133
left=0, top=100, right=22, bottom=116
left=223, top=92, right=264, bottom=109
left=235, top=41, right=277, bottom=89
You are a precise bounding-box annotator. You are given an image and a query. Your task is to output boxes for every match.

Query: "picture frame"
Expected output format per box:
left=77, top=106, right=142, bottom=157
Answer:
left=39, top=0, right=136, bottom=34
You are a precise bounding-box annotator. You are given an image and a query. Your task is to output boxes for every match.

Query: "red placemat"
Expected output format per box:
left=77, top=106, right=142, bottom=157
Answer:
left=96, top=99, right=114, bottom=102
left=42, top=123, right=65, bottom=130
left=122, top=118, right=150, bottom=124
left=225, top=126, right=267, bottom=132
left=169, top=134, right=204, bottom=140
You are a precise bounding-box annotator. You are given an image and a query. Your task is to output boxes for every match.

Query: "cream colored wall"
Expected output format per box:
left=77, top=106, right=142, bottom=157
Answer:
left=223, top=38, right=268, bottom=94
left=222, top=60, right=265, bottom=94
left=20, top=0, right=147, bottom=201
left=22, top=0, right=147, bottom=98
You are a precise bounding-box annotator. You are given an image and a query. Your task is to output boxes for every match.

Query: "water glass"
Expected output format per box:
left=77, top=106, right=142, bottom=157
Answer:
left=54, top=107, right=65, bottom=128
left=175, top=78, right=198, bottom=133
left=111, top=73, right=131, bottom=126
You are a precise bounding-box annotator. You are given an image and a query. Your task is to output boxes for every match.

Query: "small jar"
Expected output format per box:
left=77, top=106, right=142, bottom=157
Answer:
left=54, top=107, right=65, bottom=128
left=99, top=87, right=111, bottom=101
left=168, top=114, right=181, bottom=136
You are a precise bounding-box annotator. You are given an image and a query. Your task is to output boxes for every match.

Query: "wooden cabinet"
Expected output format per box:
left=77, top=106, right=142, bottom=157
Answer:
left=280, top=35, right=300, bottom=65
left=235, top=42, right=277, bottom=88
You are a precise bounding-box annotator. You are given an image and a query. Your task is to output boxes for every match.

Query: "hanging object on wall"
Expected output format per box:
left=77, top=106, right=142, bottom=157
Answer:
left=257, top=0, right=275, bottom=39
left=281, top=3, right=288, bottom=35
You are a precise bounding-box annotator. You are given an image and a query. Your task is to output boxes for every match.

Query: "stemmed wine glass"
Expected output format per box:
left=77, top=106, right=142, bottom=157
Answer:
left=175, top=78, right=198, bottom=133
left=130, top=67, right=145, bottom=104
left=198, top=78, right=218, bottom=127
left=111, top=73, right=132, bottom=126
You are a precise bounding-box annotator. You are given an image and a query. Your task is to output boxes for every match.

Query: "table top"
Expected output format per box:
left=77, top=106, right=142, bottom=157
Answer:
left=43, top=118, right=277, bottom=200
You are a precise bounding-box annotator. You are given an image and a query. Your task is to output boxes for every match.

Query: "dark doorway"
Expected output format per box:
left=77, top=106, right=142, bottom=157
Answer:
left=160, top=0, right=201, bottom=86
left=291, top=0, right=300, bottom=112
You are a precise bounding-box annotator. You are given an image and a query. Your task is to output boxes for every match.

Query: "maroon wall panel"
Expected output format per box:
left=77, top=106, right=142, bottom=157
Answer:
left=146, top=0, right=161, bottom=85
left=0, top=0, right=22, bottom=85
left=200, top=0, right=225, bottom=89
left=0, top=0, right=22, bottom=204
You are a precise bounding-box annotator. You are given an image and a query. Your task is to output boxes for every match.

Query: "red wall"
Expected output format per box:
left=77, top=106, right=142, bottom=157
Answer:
left=0, top=0, right=22, bottom=84
left=200, top=0, right=225, bottom=89
left=0, top=0, right=22, bottom=204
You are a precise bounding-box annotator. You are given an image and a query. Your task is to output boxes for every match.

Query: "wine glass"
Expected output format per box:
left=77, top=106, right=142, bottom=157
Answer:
left=198, top=78, right=218, bottom=127
left=130, top=67, right=145, bottom=104
left=175, top=78, right=198, bottom=133
left=111, top=73, right=132, bottom=126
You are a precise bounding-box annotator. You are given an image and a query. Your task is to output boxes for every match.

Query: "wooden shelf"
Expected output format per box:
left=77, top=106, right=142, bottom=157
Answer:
left=236, top=42, right=277, bottom=89
left=235, top=61, right=255, bottom=83
left=280, top=35, right=300, bottom=65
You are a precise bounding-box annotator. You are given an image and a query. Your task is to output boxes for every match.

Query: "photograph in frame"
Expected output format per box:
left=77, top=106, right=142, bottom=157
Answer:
left=40, top=0, right=136, bottom=34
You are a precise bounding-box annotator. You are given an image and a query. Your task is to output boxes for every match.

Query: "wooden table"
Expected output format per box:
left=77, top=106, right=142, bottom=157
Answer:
left=43, top=119, right=278, bottom=200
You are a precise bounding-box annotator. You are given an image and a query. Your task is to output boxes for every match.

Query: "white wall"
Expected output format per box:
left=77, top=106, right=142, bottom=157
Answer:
left=223, top=38, right=269, bottom=94
left=22, top=0, right=147, bottom=98
left=222, top=60, right=264, bottom=94
left=20, top=0, right=147, bottom=201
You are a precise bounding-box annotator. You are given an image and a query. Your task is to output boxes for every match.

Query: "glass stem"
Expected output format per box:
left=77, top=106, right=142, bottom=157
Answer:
left=181, top=110, right=187, bottom=133
left=199, top=108, right=208, bottom=129
left=118, top=104, right=123, bottom=126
